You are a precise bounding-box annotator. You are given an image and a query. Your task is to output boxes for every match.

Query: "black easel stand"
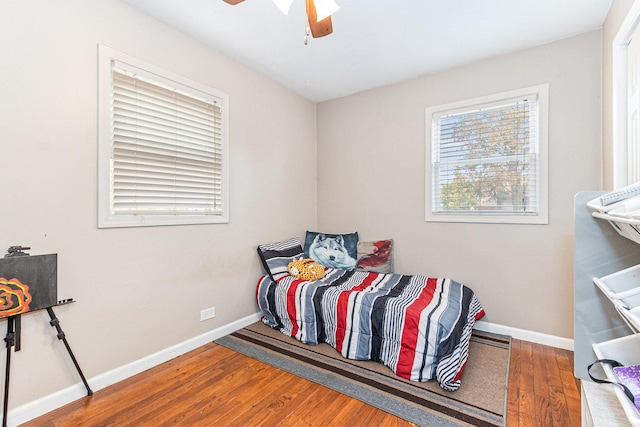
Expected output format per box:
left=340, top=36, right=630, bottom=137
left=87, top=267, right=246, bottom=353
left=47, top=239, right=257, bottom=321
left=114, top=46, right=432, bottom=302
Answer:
left=2, top=304, right=92, bottom=427
left=2, top=316, right=16, bottom=427
left=46, top=307, right=93, bottom=396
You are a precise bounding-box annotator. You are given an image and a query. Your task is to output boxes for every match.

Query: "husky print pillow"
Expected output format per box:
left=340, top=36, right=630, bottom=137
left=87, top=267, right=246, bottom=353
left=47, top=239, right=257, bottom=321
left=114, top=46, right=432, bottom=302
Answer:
left=304, top=231, right=359, bottom=270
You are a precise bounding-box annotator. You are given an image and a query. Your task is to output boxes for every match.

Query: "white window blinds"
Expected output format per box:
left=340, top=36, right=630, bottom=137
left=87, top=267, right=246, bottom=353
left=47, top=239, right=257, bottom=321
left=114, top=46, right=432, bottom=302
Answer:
left=111, top=66, right=224, bottom=216
left=98, top=46, right=229, bottom=228
left=426, top=84, right=548, bottom=224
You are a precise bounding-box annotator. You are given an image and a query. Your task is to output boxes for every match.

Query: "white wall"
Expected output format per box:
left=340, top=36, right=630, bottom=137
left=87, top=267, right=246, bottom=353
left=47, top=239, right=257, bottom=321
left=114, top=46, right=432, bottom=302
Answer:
left=0, top=0, right=316, bottom=412
left=316, top=31, right=603, bottom=340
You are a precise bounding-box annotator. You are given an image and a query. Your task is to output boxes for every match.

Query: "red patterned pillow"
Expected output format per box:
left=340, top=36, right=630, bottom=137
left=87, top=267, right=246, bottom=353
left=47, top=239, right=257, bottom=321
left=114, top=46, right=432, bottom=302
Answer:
left=356, top=239, right=393, bottom=273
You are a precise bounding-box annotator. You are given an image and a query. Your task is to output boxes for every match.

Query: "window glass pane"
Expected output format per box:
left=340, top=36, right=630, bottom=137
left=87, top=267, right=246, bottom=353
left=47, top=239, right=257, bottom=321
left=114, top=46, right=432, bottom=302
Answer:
left=425, top=85, right=548, bottom=224
left=433, top=98, right=537, bottom=214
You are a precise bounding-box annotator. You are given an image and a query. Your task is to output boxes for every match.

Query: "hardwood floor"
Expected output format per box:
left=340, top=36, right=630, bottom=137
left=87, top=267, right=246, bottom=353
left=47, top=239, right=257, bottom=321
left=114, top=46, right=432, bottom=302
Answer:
left=21, top=338, right=581, bottom=426
left=506, top=340, right=581, bottom=427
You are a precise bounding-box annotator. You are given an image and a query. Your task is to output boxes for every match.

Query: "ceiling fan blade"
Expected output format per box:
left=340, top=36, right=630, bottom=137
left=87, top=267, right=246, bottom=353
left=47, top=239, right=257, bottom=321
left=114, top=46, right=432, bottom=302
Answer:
left=306, top=0, right=333, bottom=38
left=223, top=0, right=245, bottom=4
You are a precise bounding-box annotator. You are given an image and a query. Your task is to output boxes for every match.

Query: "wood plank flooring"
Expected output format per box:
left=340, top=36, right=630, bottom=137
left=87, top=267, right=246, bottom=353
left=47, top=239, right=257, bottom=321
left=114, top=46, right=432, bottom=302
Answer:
left=507, top=340, right=581, bottom=427
left=21, top=338, right=581, bottom=426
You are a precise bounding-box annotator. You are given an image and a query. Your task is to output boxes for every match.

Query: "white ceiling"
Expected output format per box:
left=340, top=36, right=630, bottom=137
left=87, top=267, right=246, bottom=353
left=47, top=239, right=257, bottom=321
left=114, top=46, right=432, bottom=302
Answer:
left=119, top=0, right=612, bottom=103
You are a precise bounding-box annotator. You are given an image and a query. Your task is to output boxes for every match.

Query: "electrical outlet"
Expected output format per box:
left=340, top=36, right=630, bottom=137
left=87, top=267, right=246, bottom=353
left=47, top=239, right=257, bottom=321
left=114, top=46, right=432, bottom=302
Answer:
left=200, top=306, right=215, bottom=321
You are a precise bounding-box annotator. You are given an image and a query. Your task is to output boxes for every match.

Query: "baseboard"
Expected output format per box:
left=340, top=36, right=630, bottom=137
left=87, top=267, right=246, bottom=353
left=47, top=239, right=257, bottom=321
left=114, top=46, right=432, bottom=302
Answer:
left=8, top=312, right=262, bottom=427
left=474, top=320, right=574, bottom=351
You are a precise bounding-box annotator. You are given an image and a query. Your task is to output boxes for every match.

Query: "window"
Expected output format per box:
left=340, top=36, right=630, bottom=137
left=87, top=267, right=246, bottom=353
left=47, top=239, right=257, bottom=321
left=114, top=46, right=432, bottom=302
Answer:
left=425, top=84, right=548, bottom=224
left=613, top=2, right=640, bottom=188
left=98, top=45, right=229, bottom=228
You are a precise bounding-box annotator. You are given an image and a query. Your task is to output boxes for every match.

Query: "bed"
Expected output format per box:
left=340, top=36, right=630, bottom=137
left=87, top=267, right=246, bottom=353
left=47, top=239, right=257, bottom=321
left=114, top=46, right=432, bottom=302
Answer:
left=256, top=235, right=485, bottom=391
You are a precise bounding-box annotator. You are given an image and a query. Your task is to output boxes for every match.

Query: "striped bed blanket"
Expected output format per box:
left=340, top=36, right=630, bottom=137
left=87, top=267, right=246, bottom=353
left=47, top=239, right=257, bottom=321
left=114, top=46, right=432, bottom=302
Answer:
left=256, top=268, right=485, bottom=391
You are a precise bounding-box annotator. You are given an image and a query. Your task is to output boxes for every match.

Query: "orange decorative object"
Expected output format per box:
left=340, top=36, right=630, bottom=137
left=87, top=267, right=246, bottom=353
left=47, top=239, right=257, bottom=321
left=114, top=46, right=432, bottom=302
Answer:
left=0, top=277, right=32, bottom=317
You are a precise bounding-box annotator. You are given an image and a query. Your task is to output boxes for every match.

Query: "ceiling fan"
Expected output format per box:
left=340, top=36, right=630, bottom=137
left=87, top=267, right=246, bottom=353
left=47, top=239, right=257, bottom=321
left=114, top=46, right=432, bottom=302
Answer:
left=222, top=0, right=340, bottom=39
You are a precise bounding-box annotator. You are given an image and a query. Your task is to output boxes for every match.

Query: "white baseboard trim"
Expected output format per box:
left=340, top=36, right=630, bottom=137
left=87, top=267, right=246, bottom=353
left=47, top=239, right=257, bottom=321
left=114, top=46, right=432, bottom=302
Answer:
left=8, top=312, right=262, bottom=427
left=474, top=320, right=574, bottom=351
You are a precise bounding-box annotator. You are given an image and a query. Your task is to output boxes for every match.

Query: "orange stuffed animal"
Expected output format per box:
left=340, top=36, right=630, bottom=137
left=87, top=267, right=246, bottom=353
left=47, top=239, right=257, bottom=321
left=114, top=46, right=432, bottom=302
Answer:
left=287, top=257, right=325, bottom=280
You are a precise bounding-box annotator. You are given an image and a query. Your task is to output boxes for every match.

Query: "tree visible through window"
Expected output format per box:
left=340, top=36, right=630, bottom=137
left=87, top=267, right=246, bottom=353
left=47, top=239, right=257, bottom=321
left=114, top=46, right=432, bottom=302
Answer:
left=426, top=85, right=548, bottom=224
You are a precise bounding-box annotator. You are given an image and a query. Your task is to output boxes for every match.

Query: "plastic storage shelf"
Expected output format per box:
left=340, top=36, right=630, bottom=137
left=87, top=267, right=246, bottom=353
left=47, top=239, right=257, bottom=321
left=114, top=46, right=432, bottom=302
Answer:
left=589, top=194, right=640, bottom=425
left=588, top=196, right=640, bottom=244
left=593, top=264, right=640, bottom=334
left=592, top=335, right=640, bottom=426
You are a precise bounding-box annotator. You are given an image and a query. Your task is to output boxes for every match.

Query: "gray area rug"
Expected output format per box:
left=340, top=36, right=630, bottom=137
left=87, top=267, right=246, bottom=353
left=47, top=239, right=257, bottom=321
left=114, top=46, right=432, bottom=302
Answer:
left=216, top=321, right=510, bottom=427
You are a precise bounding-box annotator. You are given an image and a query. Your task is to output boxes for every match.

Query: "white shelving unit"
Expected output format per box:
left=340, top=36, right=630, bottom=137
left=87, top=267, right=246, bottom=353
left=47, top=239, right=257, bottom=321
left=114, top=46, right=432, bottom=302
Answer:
left=592, top=264, right=640, bottom=334
left=591, top=335, right=640, bottom=426
left=588, top=195, right=640, bottom=245
left=588, top=195, right=640, bottom=426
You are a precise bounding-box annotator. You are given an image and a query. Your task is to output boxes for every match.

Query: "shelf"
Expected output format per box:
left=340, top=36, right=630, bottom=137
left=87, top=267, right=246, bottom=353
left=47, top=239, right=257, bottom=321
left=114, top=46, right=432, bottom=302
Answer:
left=592, top=262, right=640, bottom=426
left=579, top=190, right=640, bottom=426
left=592, top=335, right=640, bottom=426
left=588, top=196, right=640, bottom=244
left=593, top=265, right=640, bottom=334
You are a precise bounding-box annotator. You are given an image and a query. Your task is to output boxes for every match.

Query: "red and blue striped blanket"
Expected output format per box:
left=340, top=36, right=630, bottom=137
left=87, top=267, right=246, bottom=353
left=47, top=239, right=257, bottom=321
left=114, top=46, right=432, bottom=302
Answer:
left=256, top=268, right=485, bottom=391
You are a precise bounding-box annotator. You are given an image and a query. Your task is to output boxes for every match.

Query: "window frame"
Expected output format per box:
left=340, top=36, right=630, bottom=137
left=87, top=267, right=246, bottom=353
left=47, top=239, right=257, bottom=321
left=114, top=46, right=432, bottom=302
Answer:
left=613, top=1, right=640, bottom=188
left=425, top=84, right=549, bottom=224
left=97, top=45, right=230, bottom=228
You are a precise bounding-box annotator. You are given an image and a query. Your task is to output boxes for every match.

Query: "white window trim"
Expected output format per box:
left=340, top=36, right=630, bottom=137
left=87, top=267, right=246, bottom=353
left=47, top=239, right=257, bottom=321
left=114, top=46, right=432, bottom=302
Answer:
left=613, top=0, right=640, bottom=189
left=425, top=84, right=549, bottom=224
left=97, top=45, right=230, bottom=228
